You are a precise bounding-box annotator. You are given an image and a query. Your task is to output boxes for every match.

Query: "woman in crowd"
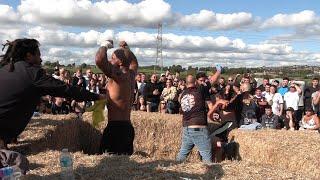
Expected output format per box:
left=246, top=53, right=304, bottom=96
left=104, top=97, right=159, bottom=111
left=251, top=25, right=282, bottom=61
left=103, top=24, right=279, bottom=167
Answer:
left=300, top=108, right=320, bottom=130
left=87, top=78, right=100, bottom=94
left=137, top=95, right=147, bottom=111
left=160, top=79, right=178, bottom=114
left=284, top=107, right=295, bottom=130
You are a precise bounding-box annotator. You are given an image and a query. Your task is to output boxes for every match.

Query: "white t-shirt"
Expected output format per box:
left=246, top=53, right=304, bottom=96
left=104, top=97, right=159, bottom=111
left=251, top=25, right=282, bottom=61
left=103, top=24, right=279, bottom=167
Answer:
left=284, top=91, right=300, bottom=110
left=52, top=74, right=60, bottom=79
left=137, top=82, right=146, bottom=95
left=265, top=92, right=283, bottom=116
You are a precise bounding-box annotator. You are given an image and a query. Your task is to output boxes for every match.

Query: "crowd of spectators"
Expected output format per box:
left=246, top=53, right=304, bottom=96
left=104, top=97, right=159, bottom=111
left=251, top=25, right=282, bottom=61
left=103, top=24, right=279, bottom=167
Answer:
left=36, top=67, right=108, bottom=117
left=38, top=67, right=320, bottom=131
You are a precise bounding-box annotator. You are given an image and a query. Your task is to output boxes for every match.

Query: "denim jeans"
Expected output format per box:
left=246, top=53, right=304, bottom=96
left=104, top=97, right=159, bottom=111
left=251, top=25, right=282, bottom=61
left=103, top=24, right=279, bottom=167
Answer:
left=177, top=127, right=212, bottom=163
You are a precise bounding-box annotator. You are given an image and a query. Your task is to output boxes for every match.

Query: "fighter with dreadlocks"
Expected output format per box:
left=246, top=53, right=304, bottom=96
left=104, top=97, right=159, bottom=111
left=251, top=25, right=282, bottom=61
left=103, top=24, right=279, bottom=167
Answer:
left=0, top=38, right=105, bottom=149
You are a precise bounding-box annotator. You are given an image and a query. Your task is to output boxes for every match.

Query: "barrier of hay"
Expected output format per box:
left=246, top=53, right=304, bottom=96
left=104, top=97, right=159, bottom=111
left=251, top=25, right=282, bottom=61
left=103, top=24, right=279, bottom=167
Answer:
left=10, top=114, right=102, bottom=155
left=9, top=114, right=80, bottom=154
left=230, top=129, right=320, bottom=178
left=82, top=111, right=201, bottom=161
left=24, top=151, right=308, bottom=179
left=8, top=111, right=319, bottom=179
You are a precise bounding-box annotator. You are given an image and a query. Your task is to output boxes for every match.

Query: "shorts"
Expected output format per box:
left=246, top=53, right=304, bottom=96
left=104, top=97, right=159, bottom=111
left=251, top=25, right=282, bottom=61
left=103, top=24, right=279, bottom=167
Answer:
left=100, top=121, right=135, bottom=155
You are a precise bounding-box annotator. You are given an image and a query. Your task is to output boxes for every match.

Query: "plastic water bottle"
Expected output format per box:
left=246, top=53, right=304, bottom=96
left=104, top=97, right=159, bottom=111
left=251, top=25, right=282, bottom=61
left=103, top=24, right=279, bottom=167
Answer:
left=0, top=167, right=22, bottom=180
left=60, top=148, right=75, bottom=180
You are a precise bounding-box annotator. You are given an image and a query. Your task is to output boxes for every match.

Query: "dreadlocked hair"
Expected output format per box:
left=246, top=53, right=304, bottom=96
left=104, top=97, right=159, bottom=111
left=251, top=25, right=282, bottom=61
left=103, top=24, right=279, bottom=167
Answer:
left=0, top=38, right=40, bottom=72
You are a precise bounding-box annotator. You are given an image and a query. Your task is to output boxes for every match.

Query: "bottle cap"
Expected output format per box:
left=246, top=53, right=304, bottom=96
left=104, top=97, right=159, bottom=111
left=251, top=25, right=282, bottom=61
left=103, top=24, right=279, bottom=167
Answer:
left=62, top=148, right=69, bottom=152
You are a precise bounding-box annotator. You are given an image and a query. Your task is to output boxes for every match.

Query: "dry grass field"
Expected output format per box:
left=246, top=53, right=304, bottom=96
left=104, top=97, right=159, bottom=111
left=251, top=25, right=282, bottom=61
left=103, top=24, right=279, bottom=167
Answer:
left=8, top=111, right=319, bottom=179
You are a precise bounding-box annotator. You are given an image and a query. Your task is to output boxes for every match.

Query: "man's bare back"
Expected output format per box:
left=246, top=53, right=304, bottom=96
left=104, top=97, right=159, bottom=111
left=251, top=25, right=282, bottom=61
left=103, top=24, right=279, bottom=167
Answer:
left=96, top=42, right=138, bottom=155
left=95, top=45, right=138, bottom=122
left=105, top=71, right=135, bottom=121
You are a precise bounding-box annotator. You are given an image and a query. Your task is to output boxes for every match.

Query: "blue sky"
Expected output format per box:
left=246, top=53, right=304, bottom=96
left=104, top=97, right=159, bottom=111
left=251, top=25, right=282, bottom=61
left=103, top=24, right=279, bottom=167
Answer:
left=0, top=0, right=319, bottom=67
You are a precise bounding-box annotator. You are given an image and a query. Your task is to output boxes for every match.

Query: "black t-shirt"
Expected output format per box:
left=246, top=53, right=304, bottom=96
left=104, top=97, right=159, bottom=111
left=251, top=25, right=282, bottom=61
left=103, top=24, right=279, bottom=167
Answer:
left=304, top=86, right=320, bottom=108
left=258, top=84, right=265, bottom=92
left=181, top=87, right=207, bottom=127
left=144, top=81, right=163, bottom=103
left=0, top=61, right=99, bottom=141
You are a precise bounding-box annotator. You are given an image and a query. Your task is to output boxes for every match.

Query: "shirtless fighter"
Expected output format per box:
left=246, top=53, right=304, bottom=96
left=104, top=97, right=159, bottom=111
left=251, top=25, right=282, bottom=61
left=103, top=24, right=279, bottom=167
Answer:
left=96, top=40, right=138, bottom=155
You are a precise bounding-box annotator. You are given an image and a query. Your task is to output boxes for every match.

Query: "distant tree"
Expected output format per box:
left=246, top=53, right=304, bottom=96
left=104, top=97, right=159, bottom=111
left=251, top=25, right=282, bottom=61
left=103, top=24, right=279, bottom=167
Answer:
left=44, top=61, right=51, bottom=67
left=80, top=63, right=87, bottom=69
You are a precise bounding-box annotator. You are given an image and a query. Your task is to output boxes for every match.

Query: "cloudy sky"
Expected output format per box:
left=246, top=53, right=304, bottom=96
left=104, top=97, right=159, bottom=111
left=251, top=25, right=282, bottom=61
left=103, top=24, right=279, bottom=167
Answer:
left=0, top=0, right=319, bottom=67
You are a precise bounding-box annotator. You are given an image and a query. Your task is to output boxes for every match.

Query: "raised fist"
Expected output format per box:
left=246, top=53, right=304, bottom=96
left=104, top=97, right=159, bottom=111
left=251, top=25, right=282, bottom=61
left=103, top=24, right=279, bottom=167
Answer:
left=101, top=40, right=114, bottom=49
left=215, top=64, right=222, bottom=72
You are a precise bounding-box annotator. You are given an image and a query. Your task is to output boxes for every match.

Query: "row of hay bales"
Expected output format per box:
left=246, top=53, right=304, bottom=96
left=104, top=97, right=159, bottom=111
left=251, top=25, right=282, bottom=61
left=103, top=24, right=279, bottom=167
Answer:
left=83, top=111, right=320, bottom=178
left=14, top=111, right=320, bottom=179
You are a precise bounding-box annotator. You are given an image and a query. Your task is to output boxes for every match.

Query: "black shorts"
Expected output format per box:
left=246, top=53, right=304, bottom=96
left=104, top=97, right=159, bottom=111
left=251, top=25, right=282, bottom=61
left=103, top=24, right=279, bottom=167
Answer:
left=100, top=121, right=135, bottom=155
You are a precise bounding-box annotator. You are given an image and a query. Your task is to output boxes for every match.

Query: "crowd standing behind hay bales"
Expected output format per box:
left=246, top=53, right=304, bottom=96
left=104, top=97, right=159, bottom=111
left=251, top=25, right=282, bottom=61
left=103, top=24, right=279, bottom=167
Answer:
left=38, top=65, right=320, bottom=131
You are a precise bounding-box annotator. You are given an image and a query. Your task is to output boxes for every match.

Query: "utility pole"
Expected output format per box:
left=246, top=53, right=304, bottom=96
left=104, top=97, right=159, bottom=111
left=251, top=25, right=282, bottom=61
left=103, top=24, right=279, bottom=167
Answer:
left=154, top=23, right=163, bottom=73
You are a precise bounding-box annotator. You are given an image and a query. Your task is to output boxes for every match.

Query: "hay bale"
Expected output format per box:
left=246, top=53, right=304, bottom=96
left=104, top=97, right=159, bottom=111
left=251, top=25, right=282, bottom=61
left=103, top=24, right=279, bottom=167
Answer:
left=9, top=114, right=80, bottom=154
left=82, top=111, right=201, bottom=161
left=24, top=151, right=311, bottom=179
left=8, top=112, right=319, bottom=179
left=10, top=114, right=102, bottom=155
left=230, top=129, right=320, bottom=178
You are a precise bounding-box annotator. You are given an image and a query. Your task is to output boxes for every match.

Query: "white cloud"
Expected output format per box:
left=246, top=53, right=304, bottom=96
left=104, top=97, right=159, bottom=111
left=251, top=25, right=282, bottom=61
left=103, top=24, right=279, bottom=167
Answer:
left=0, top=5, right=20, bottom=24
left=2, top=25, right=310, bottom=67
left=27, top=27, right=114, bottom=47
left=18, top=0, right=171, bottom=28
left=261, top=10, right=317, bottom=28
left=175, top=10, right=254, bottom=30
left=12, top=0, right=254, bottom=30
left=0, top=1, right=319, bottom=67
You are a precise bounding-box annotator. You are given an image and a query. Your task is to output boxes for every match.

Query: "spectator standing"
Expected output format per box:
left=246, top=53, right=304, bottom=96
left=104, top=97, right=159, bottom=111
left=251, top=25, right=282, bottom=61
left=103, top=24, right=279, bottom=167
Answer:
left=254, top=88, right=268, bottom=122
left=145, top=74, right=163, bottom=112
left=265, top=85, right=284, bottom=117
left=258, top=77, right=269, bottom=91
left=278, top=77, right=289, bottom=97
left=304, top=77, right=319, bottom=109
left=217, top=77, right=226, bottom=93
left=160, top=79, right=178, bottom=114
left=84, top=68, right=93, bottom=86
left=284, top=83, right=302, bottom=129
left=72, top=68, right=86, bottom=89
left=52, top=66, right=60, bottom=79
left=311, top=89, right=320, bottom=116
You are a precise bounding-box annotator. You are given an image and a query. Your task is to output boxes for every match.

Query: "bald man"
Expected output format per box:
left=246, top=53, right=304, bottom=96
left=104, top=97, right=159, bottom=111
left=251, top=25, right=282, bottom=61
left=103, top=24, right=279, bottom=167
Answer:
left=176, top=75, right=213, bottom=164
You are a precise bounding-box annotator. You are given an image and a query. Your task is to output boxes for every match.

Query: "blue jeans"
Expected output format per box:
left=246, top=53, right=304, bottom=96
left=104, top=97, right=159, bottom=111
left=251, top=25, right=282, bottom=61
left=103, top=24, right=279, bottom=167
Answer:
left=177, top=127, right=212, bottom=163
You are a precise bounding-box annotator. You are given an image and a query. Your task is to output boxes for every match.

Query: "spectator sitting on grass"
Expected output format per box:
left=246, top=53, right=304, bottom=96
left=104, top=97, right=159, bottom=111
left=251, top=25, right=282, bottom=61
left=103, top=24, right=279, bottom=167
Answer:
left=261, top=105, right=280, bottom=129
left=299, top=108, right=320, bottom=131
